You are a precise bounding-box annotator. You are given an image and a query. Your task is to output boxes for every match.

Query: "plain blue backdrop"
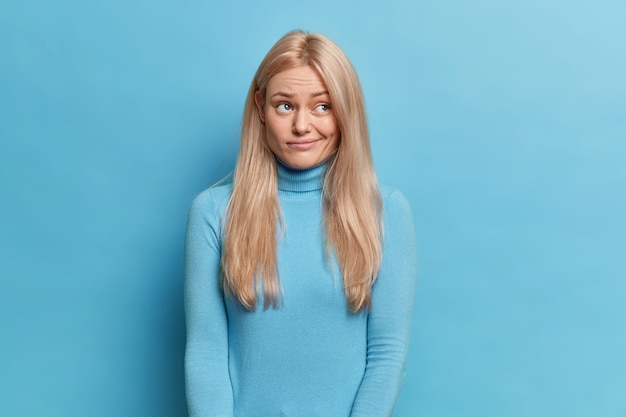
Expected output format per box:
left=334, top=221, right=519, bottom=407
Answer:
left=1, top=0, right=625, bottom=416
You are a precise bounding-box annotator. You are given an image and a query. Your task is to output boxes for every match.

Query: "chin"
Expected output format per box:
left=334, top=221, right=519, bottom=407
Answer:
left=277, top=155, right=317, bottom=170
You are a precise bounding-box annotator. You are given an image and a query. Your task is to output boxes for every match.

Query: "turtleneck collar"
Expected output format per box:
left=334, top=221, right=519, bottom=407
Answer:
left=276, top=158, right=327, bottom=193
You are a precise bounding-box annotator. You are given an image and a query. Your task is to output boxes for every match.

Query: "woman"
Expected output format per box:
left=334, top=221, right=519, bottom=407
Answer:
left=185, top=30, right=417, bottom=417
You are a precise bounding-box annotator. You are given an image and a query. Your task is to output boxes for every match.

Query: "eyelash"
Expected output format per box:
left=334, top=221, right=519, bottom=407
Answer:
left=276, top=103, right=293, bottom=112
left=316, top=104, right=330, bottom=112
left=275, top=103, right=331, bottom=113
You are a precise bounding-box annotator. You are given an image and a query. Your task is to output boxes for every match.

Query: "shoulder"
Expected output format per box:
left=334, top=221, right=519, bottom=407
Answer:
left=379, top=185, right=412, bottom=218
left=379, top=185, right=416, bottom=245
left=191, top=182, right=233, bottom=208
left=377, top=186, right=417, bottom=272
left=190, top=181, right=233, bottom=214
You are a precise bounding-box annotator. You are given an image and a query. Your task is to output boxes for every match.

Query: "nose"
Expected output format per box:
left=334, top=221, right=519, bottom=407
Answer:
left=292, top=110, right=311, bottom=135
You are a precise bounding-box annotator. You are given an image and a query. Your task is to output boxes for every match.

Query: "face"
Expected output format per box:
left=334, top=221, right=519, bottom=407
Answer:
left=255, top=65, right=340, bottom=170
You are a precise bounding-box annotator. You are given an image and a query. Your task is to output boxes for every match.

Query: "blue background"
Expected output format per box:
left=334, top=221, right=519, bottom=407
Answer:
left=1, top=0, right=625, bottom=416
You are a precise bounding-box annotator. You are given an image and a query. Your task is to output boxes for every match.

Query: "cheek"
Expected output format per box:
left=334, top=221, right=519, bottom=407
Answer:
left=264, top=115, right=290, bottom=145
left=319, top=117, right=339, bottom=136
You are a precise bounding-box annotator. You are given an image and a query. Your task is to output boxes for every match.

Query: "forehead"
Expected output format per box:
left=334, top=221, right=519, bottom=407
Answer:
left=266, top=65, right=328, bottom=94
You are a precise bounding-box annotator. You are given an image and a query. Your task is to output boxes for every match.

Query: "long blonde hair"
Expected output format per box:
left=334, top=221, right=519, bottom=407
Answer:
left=221, top=30, right=382, bottom=312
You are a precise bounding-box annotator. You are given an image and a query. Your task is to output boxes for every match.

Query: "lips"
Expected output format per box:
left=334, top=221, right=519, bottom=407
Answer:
left=287, top=139, right=320, bottom=150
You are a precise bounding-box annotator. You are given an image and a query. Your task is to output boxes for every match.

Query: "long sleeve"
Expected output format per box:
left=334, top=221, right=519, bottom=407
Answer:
left=350, top=190, right=418, bottom=417
left=184, top=190, right=233, bottom=417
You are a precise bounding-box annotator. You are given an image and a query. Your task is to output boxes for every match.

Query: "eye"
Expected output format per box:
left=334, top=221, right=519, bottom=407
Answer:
left=315, top=103, right=330, bottom=113
left=276, top=103, right=293, bottom=113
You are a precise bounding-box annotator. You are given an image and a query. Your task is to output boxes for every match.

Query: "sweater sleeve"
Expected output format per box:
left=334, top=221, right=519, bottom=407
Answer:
left=184, top=191, right=234, bottom=417
left=350, top=190, right=418, bottom=417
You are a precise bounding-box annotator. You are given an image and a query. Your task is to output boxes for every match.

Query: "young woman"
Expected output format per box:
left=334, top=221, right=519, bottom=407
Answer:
left=184, top=30, right=418, bottom=417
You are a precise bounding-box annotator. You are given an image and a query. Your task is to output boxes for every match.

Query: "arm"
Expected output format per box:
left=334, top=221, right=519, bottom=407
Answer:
left=184, top=191, right=233, bottom=417
left=350, top=190, right=418, bottom=417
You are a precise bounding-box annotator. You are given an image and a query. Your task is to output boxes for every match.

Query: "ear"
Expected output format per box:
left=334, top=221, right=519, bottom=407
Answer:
left=254, top=91, right=265, bottom=123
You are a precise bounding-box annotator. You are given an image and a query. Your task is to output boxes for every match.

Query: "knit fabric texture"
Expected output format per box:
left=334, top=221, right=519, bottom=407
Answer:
left=184, top=161, right=418, bottom=417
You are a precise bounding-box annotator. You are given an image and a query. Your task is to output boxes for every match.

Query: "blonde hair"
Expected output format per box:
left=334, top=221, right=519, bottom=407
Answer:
left=221, top=30, right=382, bottom=312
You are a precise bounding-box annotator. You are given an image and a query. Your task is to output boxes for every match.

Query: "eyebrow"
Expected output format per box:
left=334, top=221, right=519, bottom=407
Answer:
left=271, top=91, right=329, bottom=99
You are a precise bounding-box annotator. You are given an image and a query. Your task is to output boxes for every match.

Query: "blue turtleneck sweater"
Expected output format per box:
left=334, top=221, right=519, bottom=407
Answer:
left=184, top=162, right=417, bottom=417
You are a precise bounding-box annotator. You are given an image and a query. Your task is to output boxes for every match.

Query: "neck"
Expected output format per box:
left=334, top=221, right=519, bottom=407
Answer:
left=276, top=158, right=328, bottom=193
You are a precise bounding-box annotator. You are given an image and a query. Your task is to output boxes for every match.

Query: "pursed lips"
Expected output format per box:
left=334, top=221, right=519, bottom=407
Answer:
left=287, top=138, right=320, bottom=145
left=286, top=138, right=321, bottom=150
